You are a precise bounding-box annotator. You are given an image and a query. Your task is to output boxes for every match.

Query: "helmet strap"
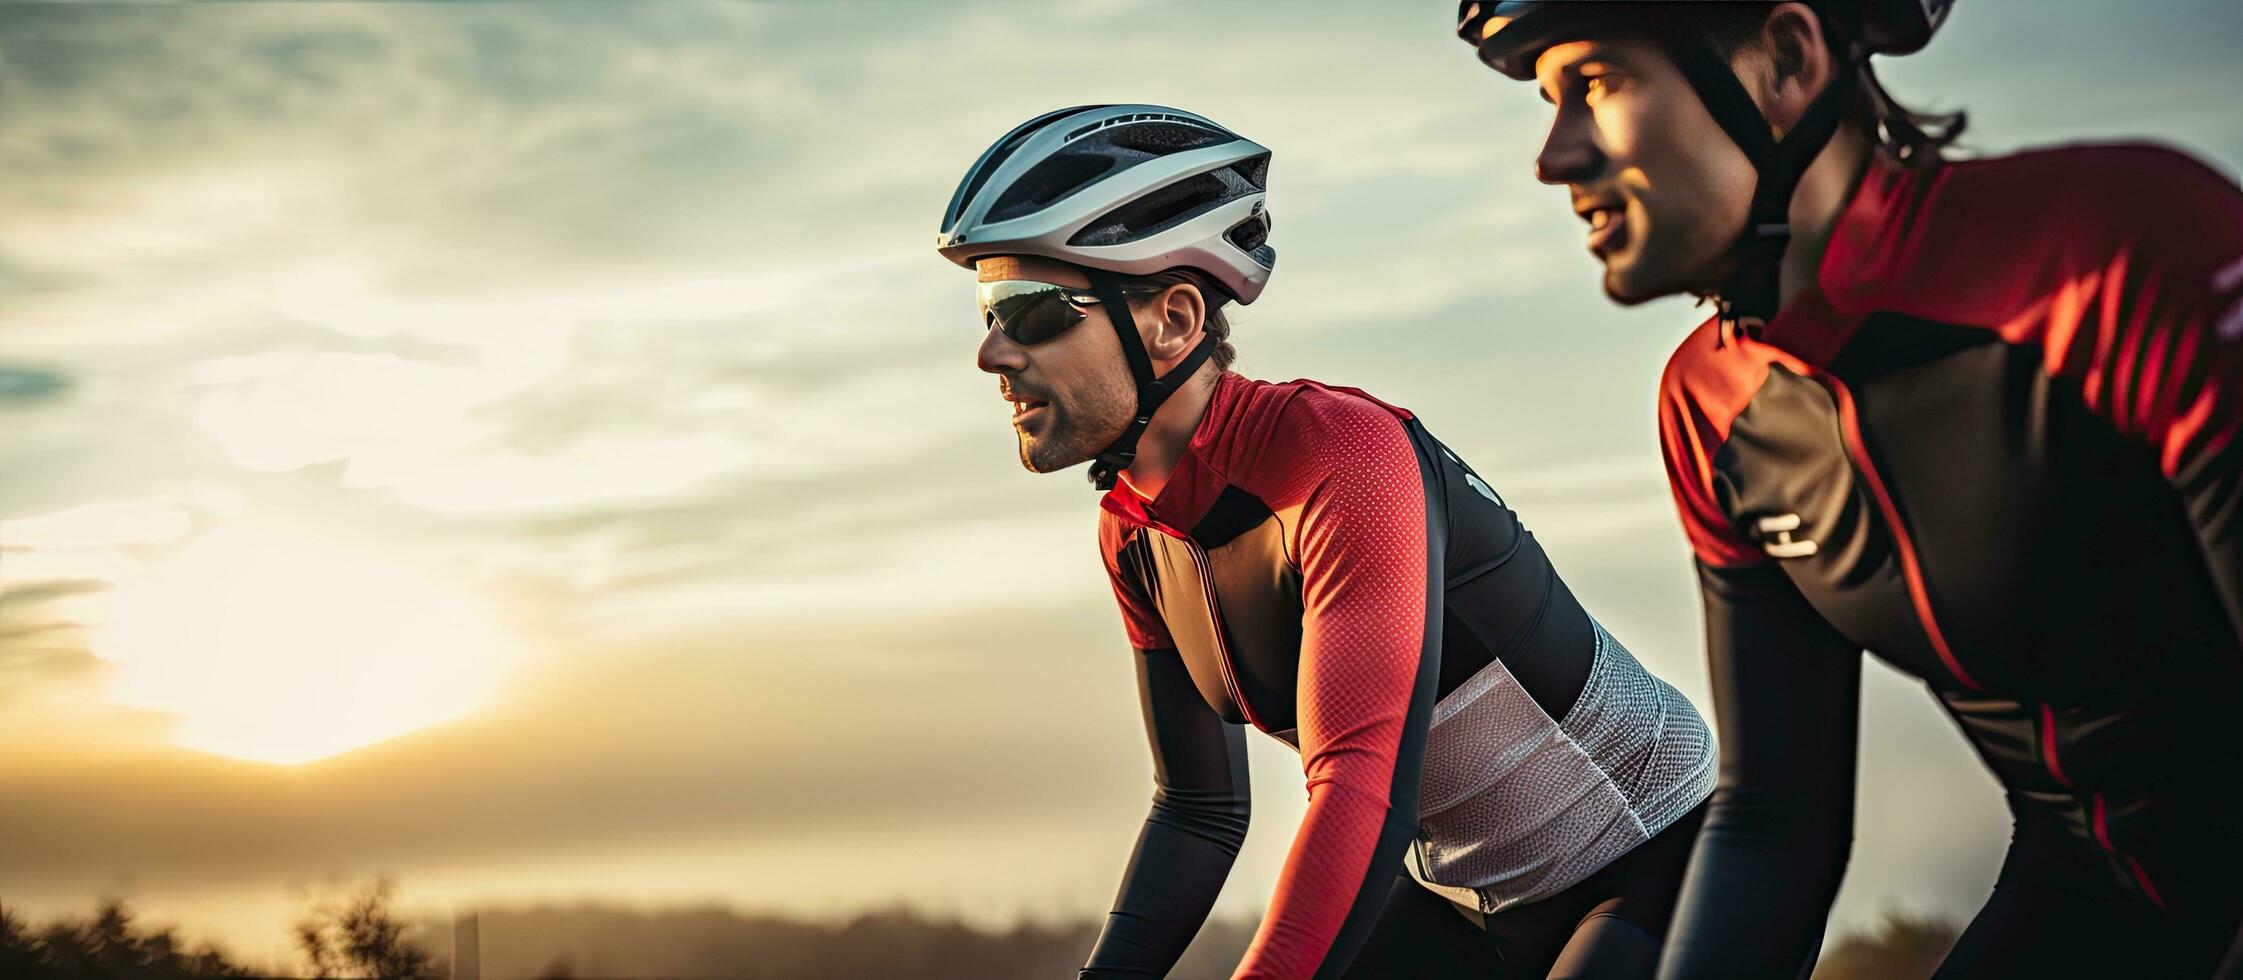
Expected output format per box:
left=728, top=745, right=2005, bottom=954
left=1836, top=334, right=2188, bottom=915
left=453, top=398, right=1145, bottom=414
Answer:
left=1084, top=268, right=1217, bottom=491
left=1664, top=21, right=1863, bottom=330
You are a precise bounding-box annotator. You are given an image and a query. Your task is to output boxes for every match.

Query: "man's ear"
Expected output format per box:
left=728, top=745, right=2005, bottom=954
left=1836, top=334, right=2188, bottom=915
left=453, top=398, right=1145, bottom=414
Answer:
left=1759, top=3, right=1839, bottom=135
left=1143, top=283, right=1207, bottom=360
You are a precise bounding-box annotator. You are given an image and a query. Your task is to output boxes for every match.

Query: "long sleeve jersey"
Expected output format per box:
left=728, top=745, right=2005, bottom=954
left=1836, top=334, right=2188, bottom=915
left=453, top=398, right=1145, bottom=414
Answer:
left=1084, top=374, right=1713, bottom=979
left=1655, top=145, right=2243, bottom=978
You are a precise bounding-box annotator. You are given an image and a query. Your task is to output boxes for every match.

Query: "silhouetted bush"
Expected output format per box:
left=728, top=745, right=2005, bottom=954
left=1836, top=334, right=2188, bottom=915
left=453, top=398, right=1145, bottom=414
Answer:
left=1813, top=910, right=1963, bottom=980
left=0, top=898, right=250, bottom=979
left=414, top=902, right=1259, bottom=979
left=6, top=887, right=1962, bottom=978
left=293, top=878, right=440, bottom=980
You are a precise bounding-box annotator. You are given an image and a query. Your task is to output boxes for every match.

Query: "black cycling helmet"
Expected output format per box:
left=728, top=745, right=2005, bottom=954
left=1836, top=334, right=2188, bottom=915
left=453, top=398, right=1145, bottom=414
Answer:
left=1459, top=0, right=1950, bottom=79
left=1456, top=0, right=1954, bottom=325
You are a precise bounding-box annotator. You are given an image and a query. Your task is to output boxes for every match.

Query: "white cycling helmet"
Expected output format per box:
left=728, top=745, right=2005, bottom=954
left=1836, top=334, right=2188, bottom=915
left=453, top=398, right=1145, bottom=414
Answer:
left=937, top=104, right=1276, bottom=305
left=939, top=105, right=1278, bottom=490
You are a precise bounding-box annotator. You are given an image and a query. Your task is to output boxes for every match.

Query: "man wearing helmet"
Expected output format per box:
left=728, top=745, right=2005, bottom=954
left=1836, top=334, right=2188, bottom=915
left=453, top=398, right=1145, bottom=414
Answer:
left=1456, top=2, right=2243, bottom=977
left=940, top=104, right=1721, bottom=978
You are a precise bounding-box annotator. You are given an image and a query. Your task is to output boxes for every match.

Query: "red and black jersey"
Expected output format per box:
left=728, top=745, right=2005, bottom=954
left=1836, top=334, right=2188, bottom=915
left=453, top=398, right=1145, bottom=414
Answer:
left=1656, top=145, right=2243, bottom=977
left=1082, top=373, right=1651, bottom=979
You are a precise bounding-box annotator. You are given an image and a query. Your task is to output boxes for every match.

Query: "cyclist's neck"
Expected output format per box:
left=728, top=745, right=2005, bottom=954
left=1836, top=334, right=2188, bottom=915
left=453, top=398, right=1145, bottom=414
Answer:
left=1120, top=360, right=1223, bottom=500
left=1776, top=126, right=1876, bottom=310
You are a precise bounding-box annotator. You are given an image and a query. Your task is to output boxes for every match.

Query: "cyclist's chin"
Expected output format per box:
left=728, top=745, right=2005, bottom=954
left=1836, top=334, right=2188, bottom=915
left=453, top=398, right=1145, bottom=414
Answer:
left=1019, top=439, right=1084, bottom=474
left=1599, top=246, right=1697, bottom=307
left=1598, top=264, right=1656, bottom=307
left=1016, top=415, right=1096, bottom=474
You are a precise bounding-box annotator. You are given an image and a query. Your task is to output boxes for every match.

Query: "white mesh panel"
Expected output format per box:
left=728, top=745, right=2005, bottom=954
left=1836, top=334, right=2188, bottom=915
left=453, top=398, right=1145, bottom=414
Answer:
left=1407, top=617, right=1716, bottom=912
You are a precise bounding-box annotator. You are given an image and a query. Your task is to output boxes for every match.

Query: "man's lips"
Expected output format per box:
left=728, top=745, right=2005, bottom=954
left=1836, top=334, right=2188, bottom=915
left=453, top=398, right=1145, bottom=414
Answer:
left=1578, top=201, right=1627, bottom=255
left=1001, top=384, right=1050, bottom=421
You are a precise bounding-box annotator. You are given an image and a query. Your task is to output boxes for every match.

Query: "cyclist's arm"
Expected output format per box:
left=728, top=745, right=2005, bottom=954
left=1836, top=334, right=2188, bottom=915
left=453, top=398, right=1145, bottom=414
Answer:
left=1657, top=560, right=1863, bottom=980
left=1080, top=646, right=1252, bottom=980
left=1233, top=398, right=1440, bottom=980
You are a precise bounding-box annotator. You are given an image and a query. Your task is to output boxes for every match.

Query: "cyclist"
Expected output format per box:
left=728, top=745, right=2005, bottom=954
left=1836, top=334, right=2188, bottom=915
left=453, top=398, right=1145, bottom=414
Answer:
left=1455, top=2, right=2243, bottom=976
left=938, top=104, right=1718, bottom=978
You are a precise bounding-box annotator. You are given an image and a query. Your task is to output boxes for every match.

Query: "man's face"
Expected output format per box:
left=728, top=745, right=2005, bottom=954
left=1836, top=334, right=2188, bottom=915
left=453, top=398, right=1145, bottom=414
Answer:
left=972, top=255, right=1138, bottom=474
left=1530, top=36, right=1757, bottom=304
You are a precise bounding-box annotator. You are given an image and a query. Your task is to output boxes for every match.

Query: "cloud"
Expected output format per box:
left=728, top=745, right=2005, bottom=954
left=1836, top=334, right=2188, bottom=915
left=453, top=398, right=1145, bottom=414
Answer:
left=1, top=0, right=2237, bottom=960
left=0, top=579, right=107, bottom=690
left=0, top=364, right=71, bottom=405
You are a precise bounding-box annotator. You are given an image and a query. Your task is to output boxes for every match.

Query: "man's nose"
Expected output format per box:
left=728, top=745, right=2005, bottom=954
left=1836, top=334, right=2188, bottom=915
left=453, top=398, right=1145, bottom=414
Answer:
left=1534, top=105, right=1601, bottom=186
left=977, top=324, right=1026, bottom=375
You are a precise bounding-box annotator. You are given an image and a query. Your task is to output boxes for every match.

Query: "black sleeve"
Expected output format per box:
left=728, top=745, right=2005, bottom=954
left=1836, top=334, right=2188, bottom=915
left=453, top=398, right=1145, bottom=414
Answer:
left=1657, top=561, right=1863, bottom=980
left=1080, top=646, right=1252, bottom=979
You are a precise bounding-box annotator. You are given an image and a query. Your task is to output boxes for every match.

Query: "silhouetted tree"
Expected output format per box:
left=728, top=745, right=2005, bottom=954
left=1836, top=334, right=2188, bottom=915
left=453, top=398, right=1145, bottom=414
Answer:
left=1813, top=910, right=1963, bottom=980
left=6, top=890, right=1964, bottom=979
left=292, top=878, right=439, bottom=980
left=0, top=897, right=249, bottom=979
left=0, top=906, right=42, bottom=978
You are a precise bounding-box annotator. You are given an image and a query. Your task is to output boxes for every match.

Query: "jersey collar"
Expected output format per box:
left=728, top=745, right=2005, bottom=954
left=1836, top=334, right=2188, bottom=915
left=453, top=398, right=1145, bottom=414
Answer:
left=1756, top=152, right=1921, bottom=363
left=1097, top=371, right=1246, bottom=537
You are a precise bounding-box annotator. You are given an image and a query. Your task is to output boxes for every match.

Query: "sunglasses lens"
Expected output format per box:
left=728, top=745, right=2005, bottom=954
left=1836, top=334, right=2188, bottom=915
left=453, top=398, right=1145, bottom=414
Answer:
left=979, top=281, right=1086, bottom=345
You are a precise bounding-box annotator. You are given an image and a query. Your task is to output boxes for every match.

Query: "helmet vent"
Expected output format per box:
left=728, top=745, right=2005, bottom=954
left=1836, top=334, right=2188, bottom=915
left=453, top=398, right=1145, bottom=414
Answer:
left=1068, top=166, right=1257, bottom=248
left=985, top=153, right=1117, bottom=223
left=1228, top=153, right=1270, bottom=190
left=944, top=104, right=1106, bottom=228
left=1068, top=172, right=1226, bottom=247
left=948, top=129, right=1035, bottom=226
left=1099, top=121, right=1231, bottom=156
left=1224, top=211, right=1269, bottom=253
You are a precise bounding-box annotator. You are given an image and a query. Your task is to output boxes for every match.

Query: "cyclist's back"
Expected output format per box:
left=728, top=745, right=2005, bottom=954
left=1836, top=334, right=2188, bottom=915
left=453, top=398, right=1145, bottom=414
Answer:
left=941, top=101, right=1719, bottom=979
left=1453, top=1, right=2243, bottom=973
left=1097, top=370, right=1716, bottom=977
left=1659, top=140, right=2243, bottom=977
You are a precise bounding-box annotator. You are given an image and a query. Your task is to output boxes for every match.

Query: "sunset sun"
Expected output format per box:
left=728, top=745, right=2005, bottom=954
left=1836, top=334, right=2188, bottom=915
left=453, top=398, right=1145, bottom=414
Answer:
left=94, top=527, right=513, bottom=765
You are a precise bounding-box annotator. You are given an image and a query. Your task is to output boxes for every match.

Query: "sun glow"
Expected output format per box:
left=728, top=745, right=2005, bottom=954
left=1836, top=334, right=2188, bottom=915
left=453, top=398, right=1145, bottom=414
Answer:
left=95, top=527, right=513, bottom=765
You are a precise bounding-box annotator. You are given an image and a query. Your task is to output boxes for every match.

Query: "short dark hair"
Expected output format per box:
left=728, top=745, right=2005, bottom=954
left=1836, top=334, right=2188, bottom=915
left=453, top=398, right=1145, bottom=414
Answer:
left=1646, top=2, right=1965, bottom=165
left=1121, top=267, right=1237, bottom=371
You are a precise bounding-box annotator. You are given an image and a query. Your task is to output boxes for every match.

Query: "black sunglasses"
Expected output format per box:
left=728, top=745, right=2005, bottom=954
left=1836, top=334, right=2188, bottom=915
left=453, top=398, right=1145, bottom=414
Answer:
left=977, top=279, right=1162, bottom=346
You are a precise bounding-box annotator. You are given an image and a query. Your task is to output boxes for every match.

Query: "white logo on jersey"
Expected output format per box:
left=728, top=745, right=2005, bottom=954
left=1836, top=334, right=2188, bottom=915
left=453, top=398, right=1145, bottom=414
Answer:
left=1465, top=473, right=1502, bottom=505
left=1754, top=513, right=1819, bottom=558
left=1444, top=447, right=1505, bottom=506
left=2215, top=253, right=2243, bottom=341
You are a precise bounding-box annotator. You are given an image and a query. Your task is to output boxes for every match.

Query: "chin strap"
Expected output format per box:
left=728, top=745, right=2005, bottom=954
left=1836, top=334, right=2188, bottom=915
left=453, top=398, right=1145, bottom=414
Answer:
left=1663, top=22, right=1864, bottom=335
left=1084, top=268, right=1216, bottom=491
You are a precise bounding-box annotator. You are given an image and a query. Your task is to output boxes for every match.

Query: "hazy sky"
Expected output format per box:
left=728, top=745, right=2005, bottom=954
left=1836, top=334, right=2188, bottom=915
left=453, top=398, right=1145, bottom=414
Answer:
left=4, top=0, right=2240, bottom=968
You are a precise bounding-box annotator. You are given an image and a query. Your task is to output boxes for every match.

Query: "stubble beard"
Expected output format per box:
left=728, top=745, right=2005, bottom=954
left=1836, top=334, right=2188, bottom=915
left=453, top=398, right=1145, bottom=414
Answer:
left=1018, top=372, right=1135, bottom=475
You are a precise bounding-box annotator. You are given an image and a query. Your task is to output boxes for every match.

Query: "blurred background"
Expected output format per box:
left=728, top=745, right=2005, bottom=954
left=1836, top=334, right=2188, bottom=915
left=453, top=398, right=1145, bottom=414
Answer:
left=3, top=1, right=2239, bottom=975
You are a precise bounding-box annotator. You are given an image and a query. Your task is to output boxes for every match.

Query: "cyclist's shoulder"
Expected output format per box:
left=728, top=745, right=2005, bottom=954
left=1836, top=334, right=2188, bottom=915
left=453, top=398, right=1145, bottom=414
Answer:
left=1656, top=318, right=1768, bottom=424
left=1943, top=140, right=2230, bottom=192
left=1269, top=376, right=1413, bottom=430
left=1209, top=374, right=1415, bottom=468
left=1927, top=142, right=2240, bottom=240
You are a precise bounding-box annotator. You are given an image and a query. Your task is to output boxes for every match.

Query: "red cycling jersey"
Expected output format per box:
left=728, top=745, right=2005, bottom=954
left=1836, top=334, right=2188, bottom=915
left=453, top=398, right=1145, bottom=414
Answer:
left=1089, top=372, right=1714, bottom=978
left=1100, top=376, right=1433, bottom=978
left=1656, top=144, right=2243, bottom=978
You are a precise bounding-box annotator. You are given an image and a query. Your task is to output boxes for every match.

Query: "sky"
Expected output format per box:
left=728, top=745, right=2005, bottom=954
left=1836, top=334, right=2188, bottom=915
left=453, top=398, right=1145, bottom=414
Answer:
left=3, top=0, right=2241, bottom=970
